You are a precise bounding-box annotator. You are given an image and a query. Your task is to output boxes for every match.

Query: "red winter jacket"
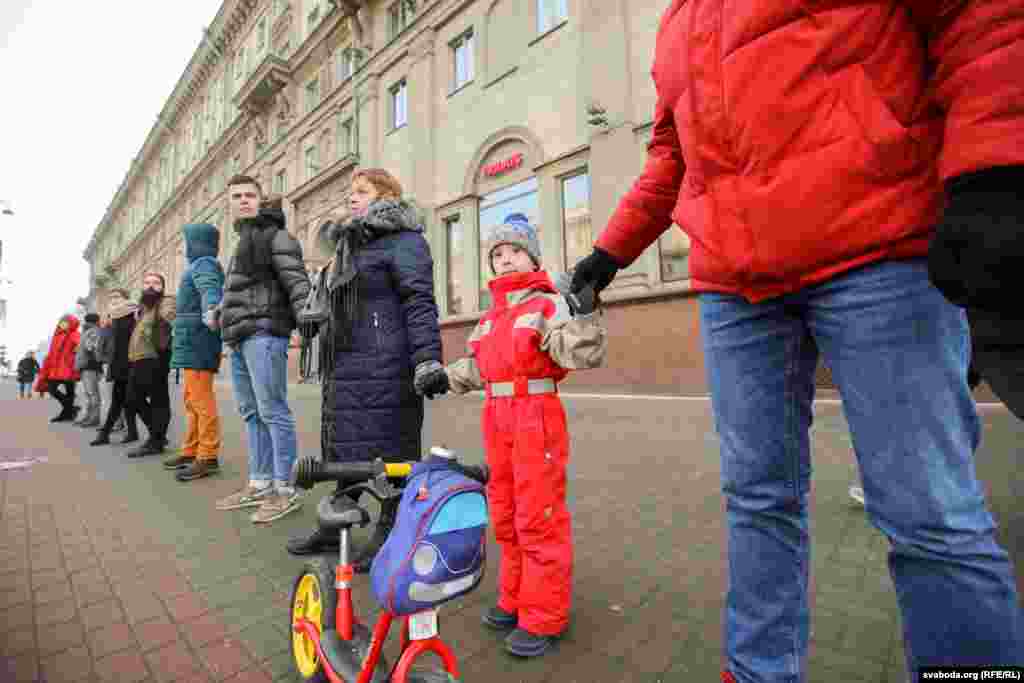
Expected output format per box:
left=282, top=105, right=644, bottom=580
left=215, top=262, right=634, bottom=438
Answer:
left=36, top=316, right=81, bottom=390
left=598, top=0, right=1024, bottom=303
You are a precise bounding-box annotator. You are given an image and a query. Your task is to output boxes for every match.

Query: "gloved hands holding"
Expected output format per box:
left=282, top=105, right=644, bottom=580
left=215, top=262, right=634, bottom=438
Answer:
left=204, top=306, right=221, bottom=330
left=927, top=165, right=1024, bottom=313
left=414, top=360, right=450, bottom=399
left=554, top=271, right=598, bottom=316
left=571, top=247, right=623, bottom=299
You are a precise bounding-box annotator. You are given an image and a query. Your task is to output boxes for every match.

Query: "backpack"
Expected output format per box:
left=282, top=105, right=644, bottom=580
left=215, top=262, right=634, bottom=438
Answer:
left=370, top=454, right=489, bottom=616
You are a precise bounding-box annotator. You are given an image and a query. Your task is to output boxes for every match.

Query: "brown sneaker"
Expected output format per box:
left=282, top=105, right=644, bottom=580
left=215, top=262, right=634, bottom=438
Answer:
left=163, top=454, right=195, bottom=470
left=216, top=485, right=273, bottom=511
left=250, top=492, right=302, bottom=524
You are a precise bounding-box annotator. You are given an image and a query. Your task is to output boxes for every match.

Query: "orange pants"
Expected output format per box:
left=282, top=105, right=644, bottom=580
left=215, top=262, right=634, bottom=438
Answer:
left=182, top=369, right=221, bottom=459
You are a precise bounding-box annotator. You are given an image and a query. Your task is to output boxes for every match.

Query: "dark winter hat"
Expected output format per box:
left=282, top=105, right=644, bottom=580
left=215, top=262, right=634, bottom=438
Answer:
left=487, top=212, right=541, bottom=274
left=84, top=313, right=100, bottom=325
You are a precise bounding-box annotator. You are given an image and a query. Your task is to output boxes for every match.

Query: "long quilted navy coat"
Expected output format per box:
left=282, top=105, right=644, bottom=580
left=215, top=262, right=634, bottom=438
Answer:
left=326, top=200, right=442, bottom=463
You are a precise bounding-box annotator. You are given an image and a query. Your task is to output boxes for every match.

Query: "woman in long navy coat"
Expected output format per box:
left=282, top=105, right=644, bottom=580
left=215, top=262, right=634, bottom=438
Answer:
left=287, top=169, right=443, bottom=569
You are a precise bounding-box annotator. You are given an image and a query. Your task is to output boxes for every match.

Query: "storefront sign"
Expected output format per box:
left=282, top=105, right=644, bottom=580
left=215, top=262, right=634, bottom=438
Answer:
left=482, top=153, right=524, bottom=178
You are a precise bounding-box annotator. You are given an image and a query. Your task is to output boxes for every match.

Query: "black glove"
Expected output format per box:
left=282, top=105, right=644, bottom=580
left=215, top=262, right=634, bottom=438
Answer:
left=928, top=165, right=1024, bottom=313
left=570, top=247, right=623, bottom=298
left=413, top=360, right=449, bottom=399
left=553, top=271, right=598, bottom=316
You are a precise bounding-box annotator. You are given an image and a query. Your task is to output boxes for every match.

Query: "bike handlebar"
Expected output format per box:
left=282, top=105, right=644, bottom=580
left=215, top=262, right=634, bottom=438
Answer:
left=290, top=456, right=488, bottom=491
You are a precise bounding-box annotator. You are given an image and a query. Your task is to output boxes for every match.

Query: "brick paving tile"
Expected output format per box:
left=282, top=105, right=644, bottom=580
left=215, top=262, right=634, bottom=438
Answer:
left=0, top=653, right=40, bottom=683
left=199, top=638, right=254, bottom=681
left=0, top=587, right=31, bottom=610
left=166, top=592, right=210, bottom=622
left=40, top=644, right=94, bottom=683
left=30, top=566, right=68, bottom=590
left=235, top=620, right=288, bottom=664
left=0, top=554, right=29, bottom=573
left=0, top=569, right=30, bottom=593
left=183, top=612, right=231, bottom=649
left=37, top=618, right=86, bottom=656
left=133, top=614, right=182, bottom=653
left=89, top=621, right=138, bottom=659
left=75, top=578, right=116, bottom=609
left=146, top=571, right=193, bottom=599
left=29, top=552, right=63, bottom=573
left=223, top=665, right=274, bottom=683
left=144, top=640, right=205, bottom=683
left=258, top=651, right=294, bottom=682
left=35, top=597, right=78, bottom=626
left=0, top=603, right=35, bottom=633
left=33, top=579, right=73, bottom=606
left=70, top=568, right=108, bottom=591
left=80, top=598, right=126, bottom=632
left=0, top=626, right=36, bottom=657
left=175, top=672, right=214, bottom=683
left=124, top=594, right=168, bottom=625
left=94, top=648, right=151, bottom=683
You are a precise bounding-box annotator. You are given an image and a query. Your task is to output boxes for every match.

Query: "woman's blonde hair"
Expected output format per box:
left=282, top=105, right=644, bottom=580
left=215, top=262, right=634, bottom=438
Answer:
left=352, top=168, right=403, bottom=200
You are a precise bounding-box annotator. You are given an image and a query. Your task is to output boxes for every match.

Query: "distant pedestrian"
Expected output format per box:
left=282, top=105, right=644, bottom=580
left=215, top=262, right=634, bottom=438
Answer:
left=73, top=313, right=104, bottom=428
left=92, top=288, right=140, bottom=446
left=35, top=314, right=81, bottom=423
left=16, top=351, right=39, bottom=399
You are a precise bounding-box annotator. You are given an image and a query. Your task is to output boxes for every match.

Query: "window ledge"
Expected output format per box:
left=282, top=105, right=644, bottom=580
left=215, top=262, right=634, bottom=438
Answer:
left=447, top=80, right=474, bottom=99
left=529, top=19, right=568, bottom=48
left=483, top=66, right=517, bottom=90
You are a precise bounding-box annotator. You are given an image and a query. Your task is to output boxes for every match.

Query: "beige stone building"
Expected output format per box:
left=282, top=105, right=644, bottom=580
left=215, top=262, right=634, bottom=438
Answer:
left=82, top=0, right=717, bottom=395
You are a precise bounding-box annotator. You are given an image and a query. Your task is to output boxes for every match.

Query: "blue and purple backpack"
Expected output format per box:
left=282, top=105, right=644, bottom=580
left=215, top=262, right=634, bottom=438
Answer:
left=370, top=453, right=489, bottom=616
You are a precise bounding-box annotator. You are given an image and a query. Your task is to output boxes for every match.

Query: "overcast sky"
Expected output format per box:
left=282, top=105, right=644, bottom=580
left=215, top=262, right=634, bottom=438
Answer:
left=0, top=1, right=217, bottom=360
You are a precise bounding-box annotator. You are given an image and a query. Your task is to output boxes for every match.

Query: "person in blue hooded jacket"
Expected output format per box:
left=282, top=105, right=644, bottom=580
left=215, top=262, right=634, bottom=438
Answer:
left=165, top=223, right=226, bottom=481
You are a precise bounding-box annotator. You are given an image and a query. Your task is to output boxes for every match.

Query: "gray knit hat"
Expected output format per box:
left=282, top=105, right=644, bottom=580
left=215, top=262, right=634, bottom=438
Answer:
left=487, top=213, right=541, bottom=274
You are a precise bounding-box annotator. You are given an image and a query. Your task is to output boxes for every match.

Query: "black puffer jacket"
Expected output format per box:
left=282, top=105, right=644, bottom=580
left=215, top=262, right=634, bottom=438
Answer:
left=220, top=207, right=311, bottom=345
left=325, top=200, right=442, bottom=463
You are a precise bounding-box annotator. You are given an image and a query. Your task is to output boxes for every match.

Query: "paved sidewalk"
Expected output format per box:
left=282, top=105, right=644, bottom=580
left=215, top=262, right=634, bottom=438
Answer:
left=1, top=380, right=1021, bottom=682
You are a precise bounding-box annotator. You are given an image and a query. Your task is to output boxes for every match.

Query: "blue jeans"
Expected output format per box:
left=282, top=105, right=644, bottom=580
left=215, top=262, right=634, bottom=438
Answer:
left=230, top=334, right=298, bottom=492
left=700, top=260, right=1022, bottom=682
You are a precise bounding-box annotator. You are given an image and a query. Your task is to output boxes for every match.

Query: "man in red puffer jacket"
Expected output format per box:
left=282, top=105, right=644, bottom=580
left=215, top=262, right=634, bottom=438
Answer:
left=36, top=314, right=82, bottom=423
left=570, top=2, right=1024, bottom=680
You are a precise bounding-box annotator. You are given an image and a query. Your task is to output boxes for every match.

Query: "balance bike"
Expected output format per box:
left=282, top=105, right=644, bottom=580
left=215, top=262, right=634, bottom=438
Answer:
left=289, top=456, right=487, bottom=683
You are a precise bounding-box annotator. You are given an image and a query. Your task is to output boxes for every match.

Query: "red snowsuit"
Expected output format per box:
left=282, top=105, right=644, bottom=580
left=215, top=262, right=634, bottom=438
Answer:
left=35, top=315, right=81, bottom=393
left=445, top=271, right=606, bottom=635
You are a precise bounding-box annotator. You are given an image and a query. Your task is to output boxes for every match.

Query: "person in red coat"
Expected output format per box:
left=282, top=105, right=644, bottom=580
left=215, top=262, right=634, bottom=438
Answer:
left=570, top=2, right=1023, bottom=680
left=36, top=314, right=82, bottom=422
left=437, top=213, right=607, bottom=658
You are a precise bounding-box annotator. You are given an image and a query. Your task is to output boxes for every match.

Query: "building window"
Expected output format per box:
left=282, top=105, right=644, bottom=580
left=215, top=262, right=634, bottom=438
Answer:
left=307, top=1, right=322, bottom=37
left=451, top=30, right=474, bottom=91
left=537, top=0, right=568, bottom=34
left=337, top=49, right=355, bottom=82
left=388, top=0, right=416, bottom=39
left=478, top=176, right=540, bottom=310
left=390, top=79, right=408, bottom=130
left=256, top=17, right=268, bottom=53
left=305, top=77, right=321, bottom=114
left=305, top=145, right=320, bottom=180
left=337, top=116, right=354, bottom=158
left=274, top=168, right=287, bottom=195
left=659, top=228, right=691, bottom=282
left=561, top=172, right=592, bottom=271
left=445, top=216, right=468, bottom=316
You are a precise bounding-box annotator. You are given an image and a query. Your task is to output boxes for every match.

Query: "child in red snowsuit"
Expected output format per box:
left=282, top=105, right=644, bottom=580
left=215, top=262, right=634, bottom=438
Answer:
left=441, top=213, right=606, bottom=658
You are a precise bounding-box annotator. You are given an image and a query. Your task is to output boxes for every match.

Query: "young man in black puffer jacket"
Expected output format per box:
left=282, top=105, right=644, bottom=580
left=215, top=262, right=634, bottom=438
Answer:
left=212, top=175, right=311, bottom=524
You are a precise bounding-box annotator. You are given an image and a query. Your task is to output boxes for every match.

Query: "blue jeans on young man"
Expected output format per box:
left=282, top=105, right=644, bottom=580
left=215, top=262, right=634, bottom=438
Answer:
left=700, top=259, right=1022, bottom=682
left=230, top=333, right=298, bottom=493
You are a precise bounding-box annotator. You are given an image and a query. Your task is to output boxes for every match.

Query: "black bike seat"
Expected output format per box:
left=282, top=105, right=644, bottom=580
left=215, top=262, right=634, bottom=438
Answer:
left=316, top=496, right=370, bottom=531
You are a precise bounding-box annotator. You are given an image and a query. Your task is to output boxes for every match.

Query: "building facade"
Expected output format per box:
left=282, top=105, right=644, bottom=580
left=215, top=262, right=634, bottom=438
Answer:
left=82, top=0, right=718, bottom=395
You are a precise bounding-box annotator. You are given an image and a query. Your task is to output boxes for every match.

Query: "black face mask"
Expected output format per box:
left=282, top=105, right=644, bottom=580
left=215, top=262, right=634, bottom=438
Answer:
left=140, top=288, right=162, bottom=306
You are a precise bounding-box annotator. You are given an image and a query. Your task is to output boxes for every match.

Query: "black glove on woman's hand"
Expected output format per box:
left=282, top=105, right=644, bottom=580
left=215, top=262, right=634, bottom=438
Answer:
left=414, top=360, right=450, bottom=399
left=570, top=247, right=624, bottom=297
left=928, top=165, right=1024, bottom=313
